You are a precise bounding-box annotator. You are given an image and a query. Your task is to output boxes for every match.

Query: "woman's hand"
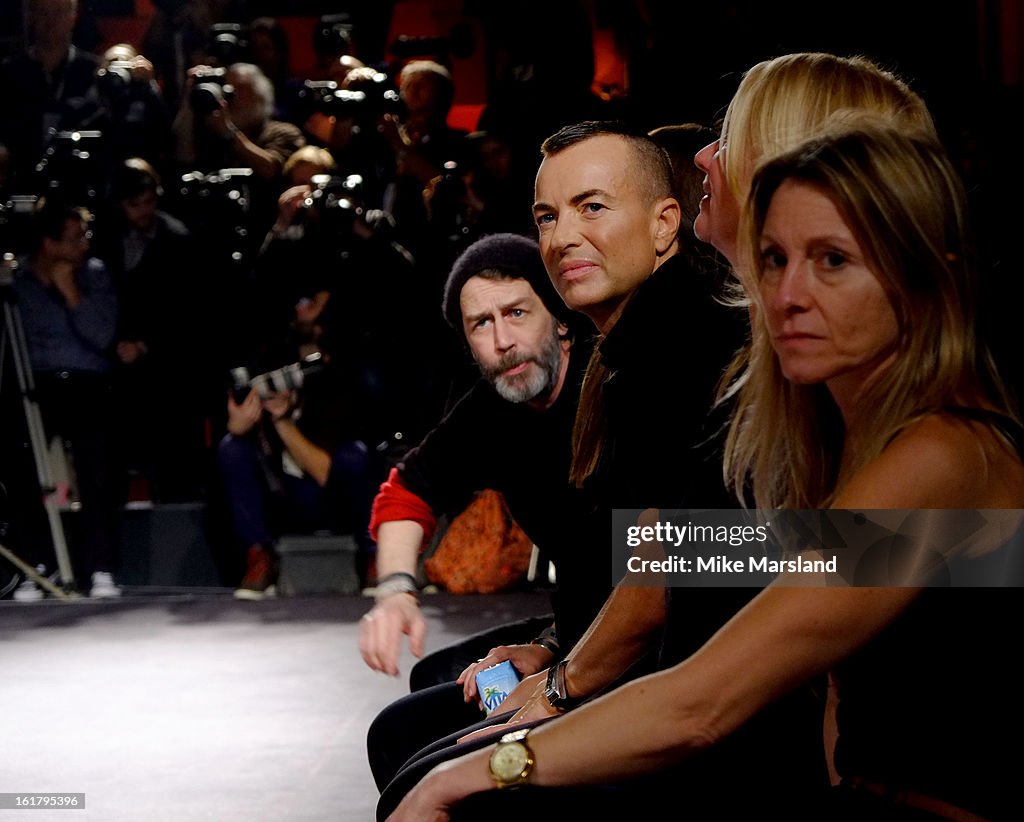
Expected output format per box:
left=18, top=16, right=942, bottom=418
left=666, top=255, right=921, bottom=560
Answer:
left=386, top=768, right=454, bottom=822
left=387, top=755, right=490, bottom=822
left=456, top=644, right=554, bottom=706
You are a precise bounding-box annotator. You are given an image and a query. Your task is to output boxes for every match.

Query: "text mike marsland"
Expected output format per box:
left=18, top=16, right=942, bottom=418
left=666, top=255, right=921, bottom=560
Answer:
left=627, top=554, right=839, bottom=574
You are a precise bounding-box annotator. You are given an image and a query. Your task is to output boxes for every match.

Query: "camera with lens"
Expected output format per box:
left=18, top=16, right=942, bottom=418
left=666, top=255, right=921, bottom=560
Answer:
left=295, top=80, right=342, bottom=116
left=230, top=352, right=324, bottom=404
left=209, top=23, right=249, bottom=66
left=429, top=160, right=472, bottom=243
left=95, top=60, right=138, bottom=99
left=189, top=66, right=234, bottom=116
left=313, top=13, right=354, bottom=58
left=178, top=167, right=253, bottom=204
left=176, top=168, right=252, bottom=263
left=296, top=76, right=402, bottom=123
left=32, top=131, right=105, bottom=207
left=300, top=173, right=364, bottom=230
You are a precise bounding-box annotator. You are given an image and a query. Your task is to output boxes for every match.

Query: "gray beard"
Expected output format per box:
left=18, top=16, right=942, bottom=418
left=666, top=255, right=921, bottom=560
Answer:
left=489, top=330, right=563, bottom=404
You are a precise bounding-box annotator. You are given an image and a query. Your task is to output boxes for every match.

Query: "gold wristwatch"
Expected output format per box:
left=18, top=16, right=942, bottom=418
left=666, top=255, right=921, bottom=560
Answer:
left=488, top=728, right=535, bottom=788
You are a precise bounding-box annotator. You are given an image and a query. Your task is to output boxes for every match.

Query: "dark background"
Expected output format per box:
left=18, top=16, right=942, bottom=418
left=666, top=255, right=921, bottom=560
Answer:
left=2, top=0, right=1022, bottom=424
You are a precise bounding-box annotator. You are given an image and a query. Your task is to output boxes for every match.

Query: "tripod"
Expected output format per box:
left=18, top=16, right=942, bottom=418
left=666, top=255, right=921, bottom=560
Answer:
left=0, top=257, right=77, bottom=598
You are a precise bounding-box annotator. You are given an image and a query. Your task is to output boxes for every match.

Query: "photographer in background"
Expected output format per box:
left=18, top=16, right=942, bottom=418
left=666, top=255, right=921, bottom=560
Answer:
left=11, top=198, right=121, bottom=599
left=253, top=151, right=441, bottom=448
left=418, top=128, right=536, bottom=283
left=96, top=44, right=172, bottom=172
left=173, top=61, right=304, bottom=181
left=141, top=0, right=250, bottom=112
left=0, top=0, right=104, bottom=194
left=248, top=16, right=304, bottom=123
left=378, top=60, right=468, bottom=257
left=218, top=346, right=382, bottom=600
left=172, top=61, right=305, bottom=236
left=92, top=158, right=208, bottom=503
left=297, top=66, right=402, bottom=210
left=251, top=146, right=340, bottom=341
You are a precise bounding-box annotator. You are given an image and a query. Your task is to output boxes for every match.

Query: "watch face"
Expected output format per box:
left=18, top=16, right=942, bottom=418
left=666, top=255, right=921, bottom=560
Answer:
left=491, top=741, right=529, bottom=782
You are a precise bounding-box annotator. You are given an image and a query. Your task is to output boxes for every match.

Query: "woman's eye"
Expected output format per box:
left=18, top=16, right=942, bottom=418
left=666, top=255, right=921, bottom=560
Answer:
left=760, top=248, right=786, bottom=270
left=822, top=250, right=847, bottom=269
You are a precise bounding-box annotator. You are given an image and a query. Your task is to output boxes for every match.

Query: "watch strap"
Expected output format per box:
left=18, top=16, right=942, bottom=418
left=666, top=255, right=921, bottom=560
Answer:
left=544, top=658, right=583, bottom=711
left=530, top=625, right=560, bottom=656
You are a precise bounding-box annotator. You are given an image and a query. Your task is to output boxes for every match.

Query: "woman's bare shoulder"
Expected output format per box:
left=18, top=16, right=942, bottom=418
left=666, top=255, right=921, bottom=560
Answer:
left=836, top=411, right=1024, bottom=509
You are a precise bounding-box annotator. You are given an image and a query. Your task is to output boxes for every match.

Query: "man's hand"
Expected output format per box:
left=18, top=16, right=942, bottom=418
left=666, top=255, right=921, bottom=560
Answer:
left=128, top=55, right=155, bottom=83
left=376, top=112, right=408, bottom=156
left=50, top=260, right=81, bottom=307
left=203, top=105, right=237, bottom=142
left=457, top=679, right=558, bottom=744
left=455, top=644, right=554, bottom=706
left=295, top=291, right=330, bottom=328
left=359, top=592, right=426, bottom=676
left=262, top=389, right=295, bottom=423
left=453, top=669, right=548, bottom=737
left=116, top=340, right=147, bottom=364
left=226, top=388, right=262, bottom=436
left=274, top=185, right=312, bottom=232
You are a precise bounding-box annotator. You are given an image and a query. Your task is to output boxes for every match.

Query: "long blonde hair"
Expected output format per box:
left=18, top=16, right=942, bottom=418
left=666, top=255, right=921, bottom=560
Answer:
left=709, top=53, right=937, bottom=506
left=719, top=53, right=936, bottom=208
left=726, top=118, right=1015, bottom=508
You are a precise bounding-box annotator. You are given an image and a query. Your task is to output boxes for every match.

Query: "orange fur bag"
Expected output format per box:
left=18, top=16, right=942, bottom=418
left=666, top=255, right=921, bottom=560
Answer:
left=423, top=489, right=534, bottom=594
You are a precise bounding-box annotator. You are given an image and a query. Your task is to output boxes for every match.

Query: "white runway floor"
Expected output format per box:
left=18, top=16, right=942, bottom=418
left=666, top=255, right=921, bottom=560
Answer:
left=0, top=589, right=550, bottom=821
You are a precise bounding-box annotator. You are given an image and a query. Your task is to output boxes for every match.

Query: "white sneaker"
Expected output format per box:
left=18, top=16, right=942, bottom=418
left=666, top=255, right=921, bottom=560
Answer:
left=90, top=571, right=122, bottom=599
left=13, top=567, right=46, bottom=602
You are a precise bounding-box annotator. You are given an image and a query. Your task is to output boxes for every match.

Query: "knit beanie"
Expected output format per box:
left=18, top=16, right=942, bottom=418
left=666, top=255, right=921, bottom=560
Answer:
left=441, top=233, right=572, bottom=332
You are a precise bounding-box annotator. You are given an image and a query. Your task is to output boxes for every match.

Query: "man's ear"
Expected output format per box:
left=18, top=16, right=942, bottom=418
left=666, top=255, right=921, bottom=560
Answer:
left=653, top=196, right=681, bottom=255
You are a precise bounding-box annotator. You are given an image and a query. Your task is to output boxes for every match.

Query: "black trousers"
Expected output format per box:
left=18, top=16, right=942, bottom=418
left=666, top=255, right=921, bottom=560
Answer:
left=23, top=371, right=120, bottom=581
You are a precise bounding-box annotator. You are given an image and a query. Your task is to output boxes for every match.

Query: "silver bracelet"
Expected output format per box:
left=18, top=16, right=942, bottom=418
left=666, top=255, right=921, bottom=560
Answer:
left=374, top=572, right=418, bottom=602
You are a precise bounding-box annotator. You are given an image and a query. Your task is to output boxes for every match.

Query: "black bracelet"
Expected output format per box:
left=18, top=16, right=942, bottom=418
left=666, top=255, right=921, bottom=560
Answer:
left=530, top=626, right=560, bottom=656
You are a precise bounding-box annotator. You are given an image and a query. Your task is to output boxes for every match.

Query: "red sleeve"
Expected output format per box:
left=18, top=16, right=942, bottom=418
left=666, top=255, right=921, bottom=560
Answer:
left=368, top=467, right=439, bottom=548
